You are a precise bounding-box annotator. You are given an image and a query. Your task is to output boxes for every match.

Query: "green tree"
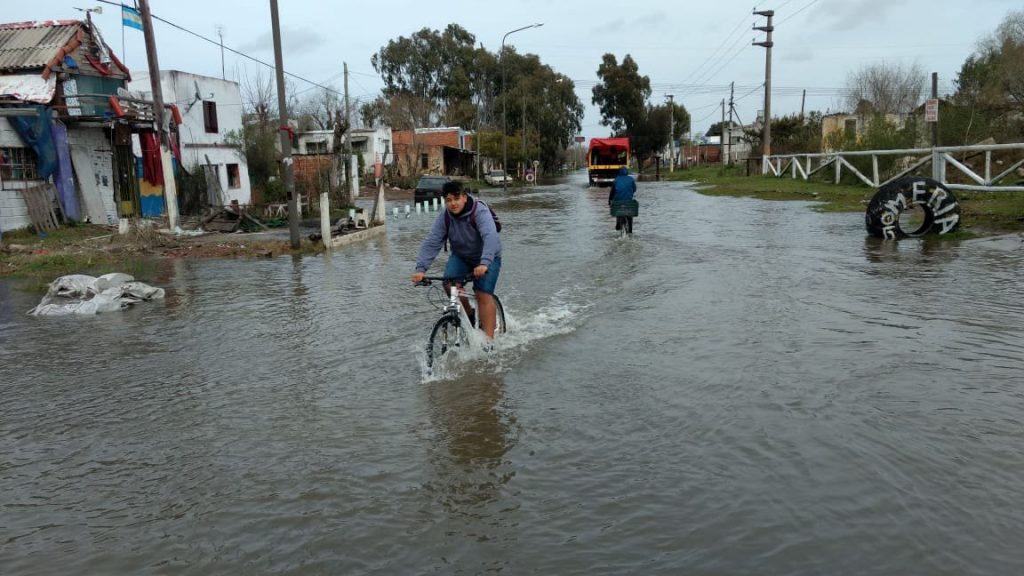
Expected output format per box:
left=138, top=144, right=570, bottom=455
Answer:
left=370, top=24, right=483, bottom=128
left=367, top=25, right=583, bottom=172
left=953, top=9, right=1024, bottom=142
left=591, top=54, right=650, bottom=135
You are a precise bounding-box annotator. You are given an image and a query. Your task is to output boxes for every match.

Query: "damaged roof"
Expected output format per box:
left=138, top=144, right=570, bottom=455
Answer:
left=0, top=20, right=80, bottom=73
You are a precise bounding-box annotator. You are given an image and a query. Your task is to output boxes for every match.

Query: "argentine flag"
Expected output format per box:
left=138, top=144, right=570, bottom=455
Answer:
left=122, top=5, right=143, bottom=31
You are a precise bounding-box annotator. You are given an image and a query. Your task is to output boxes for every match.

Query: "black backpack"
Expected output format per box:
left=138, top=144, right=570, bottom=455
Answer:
left=444, top=199, right=502, bottom=233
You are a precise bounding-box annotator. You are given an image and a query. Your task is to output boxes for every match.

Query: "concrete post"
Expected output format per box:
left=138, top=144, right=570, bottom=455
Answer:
left=320, top=192, right=331, bottom=248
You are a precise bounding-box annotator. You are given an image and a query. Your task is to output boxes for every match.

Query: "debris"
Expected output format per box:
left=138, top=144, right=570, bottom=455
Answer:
left=28, top=273, right=165, bottom=316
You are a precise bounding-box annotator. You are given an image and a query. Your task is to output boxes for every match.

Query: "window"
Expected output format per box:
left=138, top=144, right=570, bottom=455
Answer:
left=844, top=118, right=857, bottom=139
left=227, top=163, right=241, bottom=189
left=203, top=101, right=219, bottom=133
left=420, top=153, right=429, bottom=169
left=306, top=140, right=328, bottom=154
left=0, top=147, right=39, bottom=183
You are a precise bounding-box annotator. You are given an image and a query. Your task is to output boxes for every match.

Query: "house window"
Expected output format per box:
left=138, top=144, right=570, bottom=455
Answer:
left=420, top=153, right=429, bottom=170
left=307, top=140, right=327, bottom=154
left=844, top=118, right=857, bottom=139
left=227, top=163, right=241, bottom=189
left=203, top=101, right=219, bottom=133
left=0, top=147, right=39, bottom=183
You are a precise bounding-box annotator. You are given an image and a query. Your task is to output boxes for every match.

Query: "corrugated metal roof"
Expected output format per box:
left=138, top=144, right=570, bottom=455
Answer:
left=0, top=21, right=79, bottom=73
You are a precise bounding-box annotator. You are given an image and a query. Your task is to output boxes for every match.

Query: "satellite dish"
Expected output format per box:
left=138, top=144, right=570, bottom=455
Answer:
left=184, top=80, right=214, bottom=113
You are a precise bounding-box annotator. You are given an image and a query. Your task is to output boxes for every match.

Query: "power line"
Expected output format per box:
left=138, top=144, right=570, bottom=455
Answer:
left=677, top=13, right=750, bottom=87
left=778, top=0, right=821, bottom=26
left=95, top=0, right=347, bottom=98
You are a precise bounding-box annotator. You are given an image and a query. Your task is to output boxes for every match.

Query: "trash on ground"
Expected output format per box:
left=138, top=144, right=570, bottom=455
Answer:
left=28, top=273, right=165, bottom=316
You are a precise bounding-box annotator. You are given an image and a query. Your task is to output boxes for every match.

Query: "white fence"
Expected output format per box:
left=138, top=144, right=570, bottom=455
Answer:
left=762, top=143, right=1024, bottom=192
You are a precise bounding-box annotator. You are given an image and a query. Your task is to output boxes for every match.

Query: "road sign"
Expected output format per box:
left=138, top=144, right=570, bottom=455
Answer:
left=925, top=99, right=939, bottom=123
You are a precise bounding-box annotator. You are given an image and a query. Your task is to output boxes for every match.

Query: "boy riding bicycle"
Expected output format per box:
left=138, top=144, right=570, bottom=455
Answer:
left=411, top=181, right=502, bottom=339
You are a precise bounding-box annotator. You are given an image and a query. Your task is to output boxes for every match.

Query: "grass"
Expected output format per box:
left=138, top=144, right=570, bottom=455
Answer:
left=1, top=221, right=326, bottom=291
left=661, top=164, right=1024, bottom=235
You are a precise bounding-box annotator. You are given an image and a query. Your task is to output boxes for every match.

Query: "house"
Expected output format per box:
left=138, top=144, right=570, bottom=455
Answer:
left=292, top=126, right=393, bottom=194
left=129, top=70, right=252, bottom=206
left=0, top=18, right=138, bottom=231
left=821, top=112, right=903, bottom=151
left=392, top=127, right=476, bottom=177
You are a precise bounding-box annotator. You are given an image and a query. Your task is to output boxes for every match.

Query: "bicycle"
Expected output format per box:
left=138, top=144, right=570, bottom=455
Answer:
left=416, top=275, right=507, bottom=368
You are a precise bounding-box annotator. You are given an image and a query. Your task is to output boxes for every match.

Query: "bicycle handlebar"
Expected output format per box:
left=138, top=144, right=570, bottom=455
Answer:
left=416, top=274, right=476, bottom=287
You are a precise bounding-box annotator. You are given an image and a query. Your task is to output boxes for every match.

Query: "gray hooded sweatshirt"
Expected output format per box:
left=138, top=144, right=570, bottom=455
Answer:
left=415, top=196, right=501, bottom=272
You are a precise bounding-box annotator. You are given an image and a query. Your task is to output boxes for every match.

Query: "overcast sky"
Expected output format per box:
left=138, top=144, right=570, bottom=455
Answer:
left=6, top=0, right=1020, bottom=138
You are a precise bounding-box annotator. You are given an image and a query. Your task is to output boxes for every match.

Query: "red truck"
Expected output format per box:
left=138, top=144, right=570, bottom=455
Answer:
left=587, top=137, right=630, bottom=187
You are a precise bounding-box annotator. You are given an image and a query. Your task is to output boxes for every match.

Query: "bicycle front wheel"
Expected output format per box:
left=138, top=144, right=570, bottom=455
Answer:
left=426, top=314, right=463, bottom=368
left=493, top=294, right=507, bottom=335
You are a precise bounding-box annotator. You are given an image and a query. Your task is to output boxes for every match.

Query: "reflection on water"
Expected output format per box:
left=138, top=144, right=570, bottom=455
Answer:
left=423, top=375, right=518, bottom=514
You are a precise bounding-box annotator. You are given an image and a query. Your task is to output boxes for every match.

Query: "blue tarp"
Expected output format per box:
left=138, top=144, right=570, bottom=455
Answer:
left=9, top=106, right=58, bottom=179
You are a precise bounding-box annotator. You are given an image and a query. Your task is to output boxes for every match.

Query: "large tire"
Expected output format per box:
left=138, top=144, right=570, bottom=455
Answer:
left=865, top=176, right=961, bottom=239
left=426, top=314, right=463, bottom=368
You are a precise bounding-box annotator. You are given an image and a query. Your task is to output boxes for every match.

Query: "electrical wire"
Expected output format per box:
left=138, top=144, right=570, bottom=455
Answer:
left=95, top=0, right=346, bottom=97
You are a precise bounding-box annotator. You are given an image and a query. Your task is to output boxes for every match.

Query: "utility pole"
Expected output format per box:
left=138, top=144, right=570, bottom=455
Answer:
left=800, top=88, right=806, bottom=121
left=217, top=26, right=225, bottom=80
left=727, top=82, right=734, bottom=166
left=754, top=9, right=774, bottom=165
left=666, top=94, right=674, bottom=172
left=137, top=0, right=179, bottom=230
left=720, top=98, right=726, bottom=166
left=269, top=0, right=299, bottom=248
left=521, top=90, right=526, bottom=178
left=344, top=62, right=353, bottom=204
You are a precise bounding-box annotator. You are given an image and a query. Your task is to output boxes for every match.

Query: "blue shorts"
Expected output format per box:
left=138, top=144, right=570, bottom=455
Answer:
left=444, top=254, right=501, bottom=294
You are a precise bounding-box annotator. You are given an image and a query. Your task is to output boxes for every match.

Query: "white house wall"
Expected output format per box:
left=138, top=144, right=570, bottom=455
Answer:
left=0, top=117, right=40, bottom=232
left=130, top=70, right=252, bottom=205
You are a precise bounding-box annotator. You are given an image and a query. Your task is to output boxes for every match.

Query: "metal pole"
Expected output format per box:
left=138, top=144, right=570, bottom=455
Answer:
left=754, top=9, right=774, bottom=160
left=269, top=0, right=299, bottom=248
left=344, top=62, right=353, bottom=204
left=138, top=0, right=179, bottom=230
left=931, top=72, right=938, bottom=147
left=501, top=23, right=542, bottom=191
left=666, top=94, right=674, bottom=172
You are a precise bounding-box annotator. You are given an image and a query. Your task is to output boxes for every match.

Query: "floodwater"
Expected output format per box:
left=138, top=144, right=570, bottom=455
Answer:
left=2, top=173, right=1023, bottom=575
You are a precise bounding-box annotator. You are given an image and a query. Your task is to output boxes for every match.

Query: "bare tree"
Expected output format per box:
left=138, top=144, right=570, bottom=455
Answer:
left=844, top=62, right=927, bottom=115
left=241, top=66, right=276, bottom=125
left=296, top=86, right=343, bottom=131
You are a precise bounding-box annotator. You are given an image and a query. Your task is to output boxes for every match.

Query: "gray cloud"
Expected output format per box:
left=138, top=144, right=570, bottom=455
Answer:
left=238, top=26, right=324, bottom=54
left=819, top=0, right=910, bottom=31
left=591, top=11, right=670, bottom=36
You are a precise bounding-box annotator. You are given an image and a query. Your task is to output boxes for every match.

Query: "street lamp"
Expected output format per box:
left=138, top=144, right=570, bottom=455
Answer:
left=501, top=23, right=543, bottom=190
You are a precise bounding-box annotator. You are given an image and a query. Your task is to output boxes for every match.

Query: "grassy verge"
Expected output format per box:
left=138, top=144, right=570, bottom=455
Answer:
left=661, top=165, right=1024, bottom=235
left=1, top=222, right=324, bottom=290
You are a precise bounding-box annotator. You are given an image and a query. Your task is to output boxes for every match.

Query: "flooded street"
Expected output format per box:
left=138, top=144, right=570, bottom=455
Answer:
left=2, top=173, right=1023, bottom=574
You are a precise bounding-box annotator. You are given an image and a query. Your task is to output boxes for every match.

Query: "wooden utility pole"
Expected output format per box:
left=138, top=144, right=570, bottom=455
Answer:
left=754, top=9, right=774, bottom=162
left=269, top=0, right=299, bottom=248
left=800, top=89, right=806, bottom=120
left=137, top=0, right=179, bottom=230
left=344, top=62, right=354, bottom=204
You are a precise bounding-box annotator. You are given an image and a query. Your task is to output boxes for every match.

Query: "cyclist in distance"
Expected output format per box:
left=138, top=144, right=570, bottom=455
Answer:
left=411, top=181, right=502, bottom=339
left=609, top=166, right=637, bottom=234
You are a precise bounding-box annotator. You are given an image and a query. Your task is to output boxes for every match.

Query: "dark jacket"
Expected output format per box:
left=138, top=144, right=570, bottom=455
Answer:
left=609, top=167, right=636, bottom=204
